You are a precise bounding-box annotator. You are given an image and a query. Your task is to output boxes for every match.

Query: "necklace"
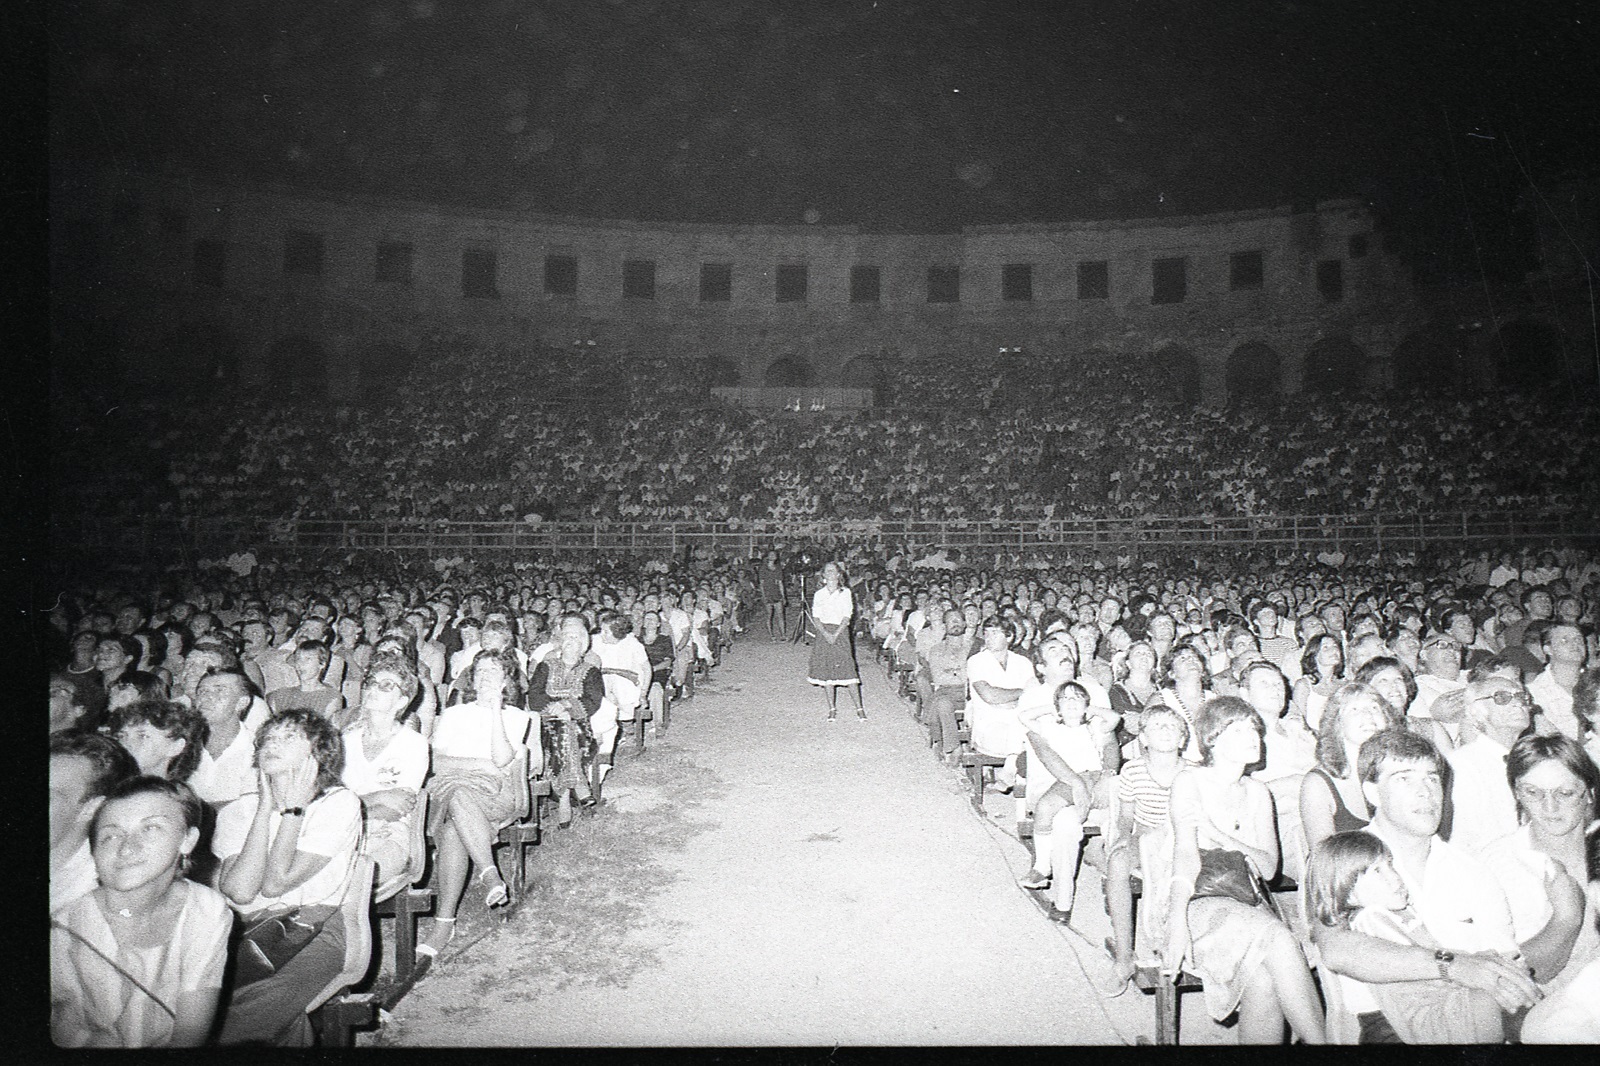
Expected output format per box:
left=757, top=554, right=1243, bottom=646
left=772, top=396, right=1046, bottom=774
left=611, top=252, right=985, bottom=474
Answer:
left=116, top=907, right=134, bottom=919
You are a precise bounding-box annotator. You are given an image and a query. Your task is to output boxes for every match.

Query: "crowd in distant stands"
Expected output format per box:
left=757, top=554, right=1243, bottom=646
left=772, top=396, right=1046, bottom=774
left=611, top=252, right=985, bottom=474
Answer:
left=45, top=538, right=1600, bottom=1045
left=51, top=344, right=1599, bottom=526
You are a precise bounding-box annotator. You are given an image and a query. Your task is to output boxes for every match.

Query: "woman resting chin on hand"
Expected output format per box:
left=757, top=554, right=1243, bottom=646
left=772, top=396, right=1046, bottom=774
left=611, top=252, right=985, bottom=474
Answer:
left=213, top=710, right=361, bottom=1047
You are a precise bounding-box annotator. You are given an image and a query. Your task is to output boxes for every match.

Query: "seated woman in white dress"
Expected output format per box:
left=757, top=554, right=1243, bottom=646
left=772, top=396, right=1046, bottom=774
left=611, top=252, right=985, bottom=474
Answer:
left=52, top=777, right=232, bottom=1047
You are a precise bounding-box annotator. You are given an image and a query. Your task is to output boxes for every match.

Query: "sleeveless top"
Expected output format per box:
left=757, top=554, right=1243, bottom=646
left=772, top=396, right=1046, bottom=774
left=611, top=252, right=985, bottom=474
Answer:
left=1308, top=766, right=1369, bottom=833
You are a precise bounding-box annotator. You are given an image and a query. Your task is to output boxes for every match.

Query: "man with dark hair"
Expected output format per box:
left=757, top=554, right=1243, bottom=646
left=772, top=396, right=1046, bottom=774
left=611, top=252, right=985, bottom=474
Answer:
left=49, top=732, right=139, bottom=913
left=189, top=669, right=260, bottom=807
left=1442, top=607, right=1494, bottom=671
left=1313, top=729, right=1542, bottom=1036
left=1528, top=623, right=1587, bottom=740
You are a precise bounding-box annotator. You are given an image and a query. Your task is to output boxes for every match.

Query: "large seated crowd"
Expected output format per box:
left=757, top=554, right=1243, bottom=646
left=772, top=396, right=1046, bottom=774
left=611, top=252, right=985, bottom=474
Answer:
left=45, top=534, right=1600, bottom=1046
left=45, top=336, right=1600, bottom=1046
left=51, top=344, right=1599, bottom=525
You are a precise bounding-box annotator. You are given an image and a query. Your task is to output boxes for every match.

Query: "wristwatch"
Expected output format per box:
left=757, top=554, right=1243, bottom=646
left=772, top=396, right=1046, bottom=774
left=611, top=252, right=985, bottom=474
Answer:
left=1434, top=948, right=1454, bottom=981
left=280, top=807, right=306, bottom=817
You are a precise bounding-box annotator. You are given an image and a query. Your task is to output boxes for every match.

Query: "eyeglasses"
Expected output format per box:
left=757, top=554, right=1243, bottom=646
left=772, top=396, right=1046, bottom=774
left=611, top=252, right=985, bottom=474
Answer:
left=1474, top=690, right=1532, bottom=706
left=1514, top=784, right=1586, bottom=807
left=368, top=677, right=407, bottom=693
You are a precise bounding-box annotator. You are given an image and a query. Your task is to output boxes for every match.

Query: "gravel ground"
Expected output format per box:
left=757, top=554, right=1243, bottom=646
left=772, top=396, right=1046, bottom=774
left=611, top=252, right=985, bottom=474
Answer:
left=372, top=637, right=1232, bottom=1046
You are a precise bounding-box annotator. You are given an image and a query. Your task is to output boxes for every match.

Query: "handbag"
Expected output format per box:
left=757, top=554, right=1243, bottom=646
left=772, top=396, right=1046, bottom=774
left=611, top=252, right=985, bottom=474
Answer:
left=233, top=905, right=336, bottom=989
left=1191, top=847, right=1264, bottom=907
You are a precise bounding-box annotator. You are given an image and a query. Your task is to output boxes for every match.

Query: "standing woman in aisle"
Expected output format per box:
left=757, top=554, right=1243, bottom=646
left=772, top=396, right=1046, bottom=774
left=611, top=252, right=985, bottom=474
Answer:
left=808, top=562, right=865, bottom=721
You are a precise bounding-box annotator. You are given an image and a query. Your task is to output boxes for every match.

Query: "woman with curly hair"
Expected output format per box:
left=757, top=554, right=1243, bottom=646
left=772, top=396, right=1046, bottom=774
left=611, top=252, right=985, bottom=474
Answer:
left=214, top=710, right=362, bottom=1046
left=108, top=700, right=207, bottom=783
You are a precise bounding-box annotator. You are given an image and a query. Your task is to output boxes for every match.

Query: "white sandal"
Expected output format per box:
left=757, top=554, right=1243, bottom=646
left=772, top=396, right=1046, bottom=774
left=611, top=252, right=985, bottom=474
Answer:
left=416, top=916, right=456, bottom=960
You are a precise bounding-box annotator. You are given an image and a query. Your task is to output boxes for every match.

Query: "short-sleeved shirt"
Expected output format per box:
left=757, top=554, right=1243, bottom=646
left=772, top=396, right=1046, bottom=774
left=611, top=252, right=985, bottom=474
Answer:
left=50, top=880, right=233, bottom=1047
left=188, top=723, right=259, bottom=807
left=1444, top=734, right=1518, bottom=854
left=1116, top=758, right=1175, bottom=831
left=212, top=788, right=361, bottom=913
left=429, top=701, right=534, bottom=760
left=1368, top=824, right=1519, bottom=957
left=964, top=649, right=1037, bottom=756
left=924, top=639, right=971, bottom=688
left=341, top=726, right=430, bottom=796
left=811, top=586, right=854, bottom=626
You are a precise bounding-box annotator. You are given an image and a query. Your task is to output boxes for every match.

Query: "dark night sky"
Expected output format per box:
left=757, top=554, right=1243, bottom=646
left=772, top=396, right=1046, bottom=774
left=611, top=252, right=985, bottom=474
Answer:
left=48, top=0, right=1598, bottom=264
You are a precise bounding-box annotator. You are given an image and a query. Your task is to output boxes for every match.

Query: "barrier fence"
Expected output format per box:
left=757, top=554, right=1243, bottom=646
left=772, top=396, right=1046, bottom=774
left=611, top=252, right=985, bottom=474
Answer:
left=48, top=509, right=1600, bottom=571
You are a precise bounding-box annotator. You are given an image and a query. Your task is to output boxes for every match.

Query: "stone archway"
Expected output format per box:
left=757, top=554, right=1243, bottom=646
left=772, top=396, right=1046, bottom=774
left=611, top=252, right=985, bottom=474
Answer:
left=839, top=354, right=887, bottom=399
left=764, top=355, right=816, bottom=387
left=1303, top=337, right=1369, bottom=394
left=1226, top=341, right=1282, bottom=404
left=267, top=335, right=329, bottom=399
left=1493, top=318, right=1563, bottom=391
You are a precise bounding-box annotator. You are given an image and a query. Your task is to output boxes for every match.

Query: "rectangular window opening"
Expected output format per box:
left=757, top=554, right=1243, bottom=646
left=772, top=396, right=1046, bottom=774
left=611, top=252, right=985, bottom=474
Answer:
left=1077, top=260, right=1109, bottom=300
left=193, top=239, right=227, bottom=289
left=1151, top=256, right=1187, bottom=304
left=700, top=262, right=732, bottom=302
left=1002, top=263, right=1033, bottom=301
left=462, top=248, right=499, bottom=299
left=375, top=241, right=414, bottom=285
left=850, top=265, right=880, bottom=304
left=1230, top=250, right=1264, bottom=291
left=775, top=264, right=808, bottom=302
left=544, top=253, right=578, bottom=296
left=927, top=264, right=960, bottom=303
left=1347, top=233, right=1369, bottom=259
left=622, top=259, right=656, bottom=300
left=1317, top=259, right=1344, bottom=302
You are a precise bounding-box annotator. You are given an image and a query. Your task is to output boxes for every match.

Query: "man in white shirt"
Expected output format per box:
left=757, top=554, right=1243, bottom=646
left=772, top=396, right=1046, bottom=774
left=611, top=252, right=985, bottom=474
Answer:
left=1444, top=675, right=1533, bottom=853
left=667, top=592, right=695, bottom=699
left=49, top=732, right=137, bottom=914
left=1527, top=623, right=1587, bottom=740
left=1313, top=729, right=1541, bottom=1025
left=964, top=618, right=1037, bottom=787
left=188, top=670, right=260, bottom=807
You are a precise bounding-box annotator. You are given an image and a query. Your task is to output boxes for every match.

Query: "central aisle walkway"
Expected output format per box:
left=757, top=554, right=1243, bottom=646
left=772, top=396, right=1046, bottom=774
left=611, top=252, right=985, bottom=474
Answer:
left=386, top=637, right=1159, bottom=1045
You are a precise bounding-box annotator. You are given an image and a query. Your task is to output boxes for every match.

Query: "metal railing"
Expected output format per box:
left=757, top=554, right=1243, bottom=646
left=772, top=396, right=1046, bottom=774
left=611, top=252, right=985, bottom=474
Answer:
left=48, top=509, right=1600, bottom=571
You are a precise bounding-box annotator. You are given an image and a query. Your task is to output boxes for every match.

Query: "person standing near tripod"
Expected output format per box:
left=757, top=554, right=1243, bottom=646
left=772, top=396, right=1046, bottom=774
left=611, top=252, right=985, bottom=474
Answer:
left=807, top=562, right=865, bottom=721
left=759, top=553, right=786, bottom=642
